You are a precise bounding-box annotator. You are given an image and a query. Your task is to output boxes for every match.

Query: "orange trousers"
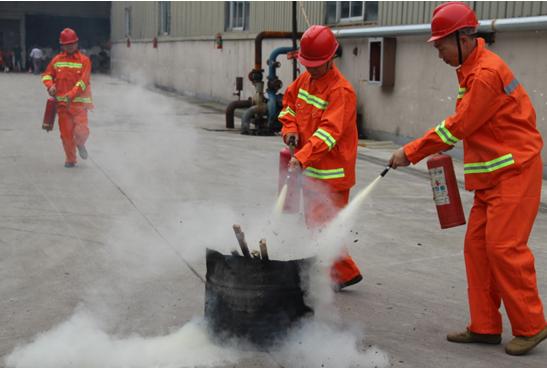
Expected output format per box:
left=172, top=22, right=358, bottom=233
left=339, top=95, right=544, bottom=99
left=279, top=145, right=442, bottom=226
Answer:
left=302, top=186, right=362, bottom=285
left=465, top=156, right=546, bottom=336
left=58, top=108, right=89, bottom=164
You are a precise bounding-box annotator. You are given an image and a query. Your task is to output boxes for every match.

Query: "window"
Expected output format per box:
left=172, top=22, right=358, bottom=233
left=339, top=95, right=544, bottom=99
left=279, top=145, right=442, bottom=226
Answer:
left=326, top=1, right=378, bottom=24
left=124, top=7, right=132, bottom=37
left=226, top=1, right=249, bottom=31
left=159, top=1, right=171, bottom=36
left=368, top=37, right=396, bottom=87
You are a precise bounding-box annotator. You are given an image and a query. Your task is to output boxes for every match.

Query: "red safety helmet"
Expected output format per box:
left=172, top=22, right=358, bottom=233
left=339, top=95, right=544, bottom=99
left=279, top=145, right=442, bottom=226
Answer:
left=59, top=28, right=79, bottom=45
left=298, top=25, right=339, bottom=67
left=428, top=2, right=478, bottom=42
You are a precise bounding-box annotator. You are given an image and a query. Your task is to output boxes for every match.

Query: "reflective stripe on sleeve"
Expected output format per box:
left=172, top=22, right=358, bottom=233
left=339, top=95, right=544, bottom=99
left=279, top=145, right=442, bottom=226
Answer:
left=42, top=75, right=53, bottom=82
left=76, top=80, right=86, bottom=91
left=303, top=167, right=345, bottom=179
left=504, top=79, right=519, bottom=95
left=312, top=128, right=336, bottom=150
left=434, top=120, right=460, bottom=146
left=278, top=106, right=296, bottom=118
left=297, top=89, right=328, bottom=110
left=457, top=87, right=466, bottom=99
left=464, top=154, right=515, bottom=174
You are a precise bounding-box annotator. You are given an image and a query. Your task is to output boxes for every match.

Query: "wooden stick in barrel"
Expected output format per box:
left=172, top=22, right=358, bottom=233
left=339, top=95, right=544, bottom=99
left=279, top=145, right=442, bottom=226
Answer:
left=259, top=238, right=269, bottom=260
left=232, top=224, right=251, bottom=258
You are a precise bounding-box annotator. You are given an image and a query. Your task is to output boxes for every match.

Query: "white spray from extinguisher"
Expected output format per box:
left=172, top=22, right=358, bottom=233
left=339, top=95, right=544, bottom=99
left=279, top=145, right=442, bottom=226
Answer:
left=273, top=137, right=297, bottom=218
left=328, top=166, right=391, bottom=230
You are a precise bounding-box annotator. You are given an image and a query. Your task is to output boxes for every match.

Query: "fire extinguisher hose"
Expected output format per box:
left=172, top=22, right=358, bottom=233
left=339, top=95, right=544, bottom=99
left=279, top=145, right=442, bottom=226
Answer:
left=380, top=165, right=391, bottom=177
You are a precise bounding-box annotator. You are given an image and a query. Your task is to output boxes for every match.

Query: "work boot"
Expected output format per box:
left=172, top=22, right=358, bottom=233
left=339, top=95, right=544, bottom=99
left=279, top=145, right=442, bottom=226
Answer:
left=447, top=328, right=501, bottom=344
left=64, top=162, right=76, bottom=168
left=505, top=326, right=547, bottom=356
left=77, top=145, right=88, bottom=160
left=334, top=274, right=363, bottom=292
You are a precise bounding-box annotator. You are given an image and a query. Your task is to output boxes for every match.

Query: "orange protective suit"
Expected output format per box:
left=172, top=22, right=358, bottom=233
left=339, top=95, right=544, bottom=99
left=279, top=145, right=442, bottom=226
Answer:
left=279, top=64, right=361, bottom=287
left=42, top=50, right=93, bottom=165
left=405, top=38, right=545, bottom=336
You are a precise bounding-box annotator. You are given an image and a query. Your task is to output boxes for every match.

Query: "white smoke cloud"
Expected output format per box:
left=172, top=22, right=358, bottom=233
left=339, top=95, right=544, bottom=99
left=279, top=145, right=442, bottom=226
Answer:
left=5, top=311, right=244, bottom=368
left=5, top=77, right=389, bottom=368
left=275, top=320, right=389, bottom=368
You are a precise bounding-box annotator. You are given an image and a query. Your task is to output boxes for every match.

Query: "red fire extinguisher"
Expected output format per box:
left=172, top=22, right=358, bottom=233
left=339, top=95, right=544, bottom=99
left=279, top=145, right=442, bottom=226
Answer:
left=278, top=139, right=301, bottom=213
left=42, top=97, right=56, bottom=132
left=427, top=153, right=466, bottom=229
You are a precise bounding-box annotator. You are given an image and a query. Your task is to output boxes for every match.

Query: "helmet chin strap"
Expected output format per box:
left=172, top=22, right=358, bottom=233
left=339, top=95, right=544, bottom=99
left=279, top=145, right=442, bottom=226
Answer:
left=455, top=30, right=463, bottom=66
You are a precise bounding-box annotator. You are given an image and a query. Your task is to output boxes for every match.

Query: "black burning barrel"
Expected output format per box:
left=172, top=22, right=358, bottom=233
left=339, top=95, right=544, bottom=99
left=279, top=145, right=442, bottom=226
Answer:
left=204, top=248, right=314, bottom=347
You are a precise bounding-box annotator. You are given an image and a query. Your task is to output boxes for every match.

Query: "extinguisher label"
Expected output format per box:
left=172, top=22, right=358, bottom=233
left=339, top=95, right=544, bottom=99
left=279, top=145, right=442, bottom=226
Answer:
left=429, top=167, right=450, bottom=205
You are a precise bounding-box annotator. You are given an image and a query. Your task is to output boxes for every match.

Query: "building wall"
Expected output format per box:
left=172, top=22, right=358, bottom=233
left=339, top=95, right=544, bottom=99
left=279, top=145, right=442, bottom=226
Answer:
left=110, top=1, right=547, bottom=174
left=111, top=37, right=296, bottom=102
left=379, top=1, right=547, bottom=25
left=111, top=1, right=325, bottom=40
left=111, top=1, right=547, bottom=41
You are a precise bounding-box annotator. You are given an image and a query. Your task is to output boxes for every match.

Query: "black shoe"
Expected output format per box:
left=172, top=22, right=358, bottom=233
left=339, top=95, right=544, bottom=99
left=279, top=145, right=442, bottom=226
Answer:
left=334, top=274, right=363, bottom=292
left=64, top=162, right=76, bottom=168
left=77, top=145, right=88, bottom=160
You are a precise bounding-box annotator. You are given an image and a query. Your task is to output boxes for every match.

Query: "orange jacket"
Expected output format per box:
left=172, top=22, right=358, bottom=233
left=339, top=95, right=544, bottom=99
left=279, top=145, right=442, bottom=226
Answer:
left=405, top=38, right=543, bottom=190
left=42, top=50, right=93, bottom=111
left=279, top=64, right=358, bottom=191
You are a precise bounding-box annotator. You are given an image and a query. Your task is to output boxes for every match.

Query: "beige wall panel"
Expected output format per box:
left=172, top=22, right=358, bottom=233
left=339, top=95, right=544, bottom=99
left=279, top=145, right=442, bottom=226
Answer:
left=110, top=2, right=123, bottom=39
left=531, top=1, right=543, bottom=16
left=248, top=1, right=323, bottom=33
left=475, top=1, right=507, bottom=19
left=189, top=2, right=224, bottom=37
left=506, top=2, right=519, bottom=17
left=379, top=1, right=448, bottom=25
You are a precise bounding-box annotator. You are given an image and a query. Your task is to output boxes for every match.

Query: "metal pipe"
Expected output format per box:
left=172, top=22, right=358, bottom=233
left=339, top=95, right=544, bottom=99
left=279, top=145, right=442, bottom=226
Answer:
left=292, top=1, right=298, bottom=81
left=332, top=16, right=547, bottom=39
left=479, top=16, right=547, bottom=32
left=267, top=46, right=295, bottom=129
left=241, top=105, right=259, bottom=134
left=254, top=31, right=303, bottom=71
left=225, top=98, right=253, bottom=129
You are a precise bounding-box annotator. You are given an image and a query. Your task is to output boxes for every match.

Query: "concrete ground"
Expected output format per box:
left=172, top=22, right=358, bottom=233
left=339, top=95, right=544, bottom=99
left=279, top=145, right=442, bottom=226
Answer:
left=0, top=73, right=546, bottom=368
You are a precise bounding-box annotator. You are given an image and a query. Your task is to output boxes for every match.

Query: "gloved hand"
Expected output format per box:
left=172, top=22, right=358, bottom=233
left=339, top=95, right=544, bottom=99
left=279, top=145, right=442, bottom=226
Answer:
left=388, top=147, right=410, bottom=169
left=288, top=157, right=301, bottom=171
left=59, top=91, right=76, bottom=109
left=283, top=132, right=299, bottom=147
left=48, top=85, right=56, bottom=97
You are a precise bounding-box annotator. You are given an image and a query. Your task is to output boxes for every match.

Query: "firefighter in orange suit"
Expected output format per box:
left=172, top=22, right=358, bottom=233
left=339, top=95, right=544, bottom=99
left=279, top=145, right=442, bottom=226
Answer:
left=278, top=25, right=362, bottom=291
left=42, top=28, right=93, bottom=168
left=389, top=2, right=546, bottom=355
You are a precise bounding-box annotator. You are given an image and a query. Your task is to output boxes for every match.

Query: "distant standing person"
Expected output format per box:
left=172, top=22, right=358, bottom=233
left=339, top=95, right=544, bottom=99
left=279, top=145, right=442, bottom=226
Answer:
left=13, top=45, right=22, bottom=72
left=41, top=28, right=93, bottom=168
left=29, top=46, right=43, bottom=74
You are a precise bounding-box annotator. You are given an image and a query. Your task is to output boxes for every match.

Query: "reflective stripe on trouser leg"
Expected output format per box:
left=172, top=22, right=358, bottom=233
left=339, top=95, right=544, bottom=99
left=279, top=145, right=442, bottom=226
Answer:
left=465, top=195, right=503, bottom=334
left=58, top=109, right=77, bottom=163
left=469, top=157, right=546, bottom=336
left=302, top=186, right=361, bottom=283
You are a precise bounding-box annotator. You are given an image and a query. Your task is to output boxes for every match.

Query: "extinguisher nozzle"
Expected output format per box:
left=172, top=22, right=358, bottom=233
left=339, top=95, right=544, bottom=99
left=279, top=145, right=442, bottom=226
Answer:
left=380, top=166, right=391, bottom=177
